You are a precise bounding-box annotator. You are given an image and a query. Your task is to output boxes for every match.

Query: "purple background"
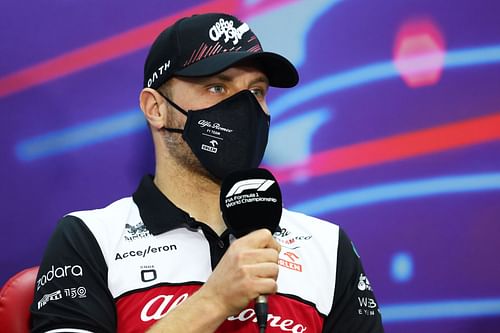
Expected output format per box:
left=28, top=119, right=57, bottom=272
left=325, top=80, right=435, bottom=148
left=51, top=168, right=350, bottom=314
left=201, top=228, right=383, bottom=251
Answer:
left=1, top=0, right=499, bottom=331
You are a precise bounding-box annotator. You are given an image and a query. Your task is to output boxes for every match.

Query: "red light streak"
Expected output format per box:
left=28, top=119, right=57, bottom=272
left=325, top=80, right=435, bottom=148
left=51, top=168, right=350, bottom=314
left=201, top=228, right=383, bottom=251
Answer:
left=271, top=113, right=500, bottom=183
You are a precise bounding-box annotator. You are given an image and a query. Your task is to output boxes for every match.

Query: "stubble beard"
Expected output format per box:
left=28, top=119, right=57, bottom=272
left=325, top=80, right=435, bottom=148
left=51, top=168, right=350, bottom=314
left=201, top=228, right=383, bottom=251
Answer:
left=162, top=121, right=220, bottom=185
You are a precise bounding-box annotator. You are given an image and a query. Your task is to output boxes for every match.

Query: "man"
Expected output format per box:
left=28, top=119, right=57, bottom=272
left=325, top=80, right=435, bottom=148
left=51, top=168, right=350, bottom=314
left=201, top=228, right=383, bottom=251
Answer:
left=31, top=13, right=384, bottom=332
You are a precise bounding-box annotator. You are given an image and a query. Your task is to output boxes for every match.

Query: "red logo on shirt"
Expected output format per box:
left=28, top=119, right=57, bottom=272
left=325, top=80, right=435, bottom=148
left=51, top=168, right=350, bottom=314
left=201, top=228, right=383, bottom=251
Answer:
left=278, top=252, right=303, bottom=272
left=116, top=285, right=324, bottom=332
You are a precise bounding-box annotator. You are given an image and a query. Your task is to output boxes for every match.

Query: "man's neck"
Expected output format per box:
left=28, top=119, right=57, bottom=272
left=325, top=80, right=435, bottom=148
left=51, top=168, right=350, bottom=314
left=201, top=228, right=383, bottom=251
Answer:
left=153, top=165, right=227, bottom=235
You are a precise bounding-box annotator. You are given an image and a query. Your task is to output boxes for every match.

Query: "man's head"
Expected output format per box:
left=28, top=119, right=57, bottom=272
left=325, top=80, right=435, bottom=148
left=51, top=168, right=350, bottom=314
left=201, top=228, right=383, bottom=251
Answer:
left=140, top=13, right=298, bottom=181
left=143, top=12, right=298, bottom=91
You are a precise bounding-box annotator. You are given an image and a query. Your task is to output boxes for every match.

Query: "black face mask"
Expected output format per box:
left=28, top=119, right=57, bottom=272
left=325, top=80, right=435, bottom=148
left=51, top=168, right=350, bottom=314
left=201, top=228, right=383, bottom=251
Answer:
left=158, top=90, right=270, bottom=180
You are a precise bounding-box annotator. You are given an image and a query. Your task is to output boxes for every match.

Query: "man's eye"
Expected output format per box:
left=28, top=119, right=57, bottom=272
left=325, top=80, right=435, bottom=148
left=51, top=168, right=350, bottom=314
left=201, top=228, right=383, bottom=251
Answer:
left=250, top=88, right=265, bottom=98
left=208, top=85, right=225, bottom=94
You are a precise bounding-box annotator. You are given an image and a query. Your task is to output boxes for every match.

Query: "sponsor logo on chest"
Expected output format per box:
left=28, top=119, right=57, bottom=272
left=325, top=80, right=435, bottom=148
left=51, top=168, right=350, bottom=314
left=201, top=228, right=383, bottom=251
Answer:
left=140, top=293, right=309, bottom=332
left=124, top=222, right=152, bottom=242
left=115, top=244, right=178, bottom=260
left=278, top=251, right=303, bottom=272
left=274, top=227, right=312, bottom=250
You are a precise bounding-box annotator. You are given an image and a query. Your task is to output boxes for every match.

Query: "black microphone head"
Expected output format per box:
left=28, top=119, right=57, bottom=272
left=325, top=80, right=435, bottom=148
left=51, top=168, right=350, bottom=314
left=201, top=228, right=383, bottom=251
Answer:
left=220, top=168, right=282, bottom=238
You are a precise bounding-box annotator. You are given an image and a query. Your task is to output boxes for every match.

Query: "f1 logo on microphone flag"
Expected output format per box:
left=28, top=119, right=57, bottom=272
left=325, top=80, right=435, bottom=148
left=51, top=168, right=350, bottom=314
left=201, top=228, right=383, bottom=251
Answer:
left=225, top=179, right=275, bottom=197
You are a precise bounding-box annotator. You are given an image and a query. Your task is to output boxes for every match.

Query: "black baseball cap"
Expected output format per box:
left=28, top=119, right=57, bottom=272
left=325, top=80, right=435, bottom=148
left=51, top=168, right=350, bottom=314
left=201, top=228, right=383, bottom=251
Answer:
left=143, top=13, right=299, bottom=89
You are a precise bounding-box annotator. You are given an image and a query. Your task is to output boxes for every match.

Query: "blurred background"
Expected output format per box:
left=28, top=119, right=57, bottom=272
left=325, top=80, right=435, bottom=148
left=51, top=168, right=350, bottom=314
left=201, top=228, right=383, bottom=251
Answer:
left=1, top=0, right=499, bottom=332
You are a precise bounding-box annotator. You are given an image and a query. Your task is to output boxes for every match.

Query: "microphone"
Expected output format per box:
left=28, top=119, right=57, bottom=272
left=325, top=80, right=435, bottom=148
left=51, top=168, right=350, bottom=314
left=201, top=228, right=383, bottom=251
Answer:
left=220, top=168, right=282, bottom=333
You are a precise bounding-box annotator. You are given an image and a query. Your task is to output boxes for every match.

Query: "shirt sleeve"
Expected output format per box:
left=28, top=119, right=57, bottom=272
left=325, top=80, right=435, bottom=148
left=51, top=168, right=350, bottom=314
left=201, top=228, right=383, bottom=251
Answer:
left=30, top=215, right=116, bottom=333
left=322, top=228, right=384, bottom=333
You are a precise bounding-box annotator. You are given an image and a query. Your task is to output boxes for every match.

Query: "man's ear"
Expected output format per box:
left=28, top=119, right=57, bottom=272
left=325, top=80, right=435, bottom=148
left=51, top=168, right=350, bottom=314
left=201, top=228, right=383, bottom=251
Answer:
left=139, top=88, right=167, bottom=130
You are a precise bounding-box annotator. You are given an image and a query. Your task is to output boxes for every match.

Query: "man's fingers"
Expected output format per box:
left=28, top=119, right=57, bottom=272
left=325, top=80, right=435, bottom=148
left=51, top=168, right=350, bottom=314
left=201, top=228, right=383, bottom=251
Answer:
left=250, top=262, right=280, bottom=279
left=235, top=248, right=279, bottom=265
left=234, top=228, right=281, bottom=252
left=252, top=277, right=279, bottom=296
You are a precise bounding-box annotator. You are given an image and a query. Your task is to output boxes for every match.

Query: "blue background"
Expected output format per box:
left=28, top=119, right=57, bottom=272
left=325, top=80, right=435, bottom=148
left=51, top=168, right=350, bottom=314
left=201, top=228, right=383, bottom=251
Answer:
left=1, top=0, right=499, bottom=332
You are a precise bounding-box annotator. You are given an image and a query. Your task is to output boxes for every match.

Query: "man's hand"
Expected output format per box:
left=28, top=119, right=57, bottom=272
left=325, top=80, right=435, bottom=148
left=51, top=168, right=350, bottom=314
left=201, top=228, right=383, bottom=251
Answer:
left=147, top=228, right=281, bottom=333
left=202, top=228, right=281, bottom=316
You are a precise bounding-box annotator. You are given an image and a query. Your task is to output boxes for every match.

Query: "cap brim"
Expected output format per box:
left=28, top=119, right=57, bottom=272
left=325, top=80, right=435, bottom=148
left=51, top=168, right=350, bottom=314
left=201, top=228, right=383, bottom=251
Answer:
left=174, top=51, right=299, bottom=88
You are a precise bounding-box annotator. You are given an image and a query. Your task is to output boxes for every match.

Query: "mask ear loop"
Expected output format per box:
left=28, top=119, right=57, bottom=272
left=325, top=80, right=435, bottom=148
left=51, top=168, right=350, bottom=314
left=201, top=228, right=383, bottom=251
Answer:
left=156, top=90, right=187, bottom=133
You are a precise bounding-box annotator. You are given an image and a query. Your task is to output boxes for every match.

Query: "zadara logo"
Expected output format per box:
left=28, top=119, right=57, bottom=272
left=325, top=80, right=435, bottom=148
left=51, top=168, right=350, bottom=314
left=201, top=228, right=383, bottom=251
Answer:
left=36, top=265, right=83, bottom=291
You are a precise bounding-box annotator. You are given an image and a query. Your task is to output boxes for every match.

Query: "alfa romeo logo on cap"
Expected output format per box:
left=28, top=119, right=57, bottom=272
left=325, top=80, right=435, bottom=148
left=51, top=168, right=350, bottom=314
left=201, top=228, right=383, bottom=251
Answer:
left=208, top=18, right=250, bottom=45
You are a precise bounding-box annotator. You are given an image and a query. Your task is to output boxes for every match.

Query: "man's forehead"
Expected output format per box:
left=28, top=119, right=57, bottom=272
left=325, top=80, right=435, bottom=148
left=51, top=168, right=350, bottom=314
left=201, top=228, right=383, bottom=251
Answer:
left=174, top=65, right=269, bottom=85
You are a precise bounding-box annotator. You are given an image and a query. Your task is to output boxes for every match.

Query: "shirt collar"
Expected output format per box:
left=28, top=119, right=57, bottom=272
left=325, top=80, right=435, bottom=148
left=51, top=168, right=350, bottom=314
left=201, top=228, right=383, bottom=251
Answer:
left=132, top=174, right=282, bottom=236
left=132, top=175, right=195, bottom=235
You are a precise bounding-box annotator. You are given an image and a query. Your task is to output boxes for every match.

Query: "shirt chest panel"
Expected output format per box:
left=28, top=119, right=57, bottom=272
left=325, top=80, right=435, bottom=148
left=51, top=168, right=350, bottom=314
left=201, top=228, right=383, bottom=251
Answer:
left=108, top=228, right=212, bottom=298
left=274, top=222, right=338, bottom=316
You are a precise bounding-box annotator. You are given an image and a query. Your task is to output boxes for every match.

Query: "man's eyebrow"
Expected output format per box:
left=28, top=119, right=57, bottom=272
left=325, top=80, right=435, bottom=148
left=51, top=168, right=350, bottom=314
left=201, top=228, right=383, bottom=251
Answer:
left=198, top=73, right=269, bottom=85
left=249, top=75, right=269, bottom=86
left=198, top=73, right=233, bottom=83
